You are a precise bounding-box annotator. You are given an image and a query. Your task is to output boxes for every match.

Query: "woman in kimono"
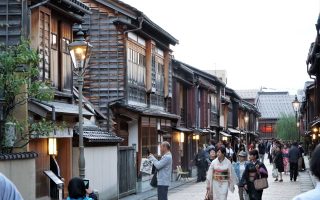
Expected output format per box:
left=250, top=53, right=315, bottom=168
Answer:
left=282, top=144, right=289, bottom=174
left=206, top=146, right=236, bottom=200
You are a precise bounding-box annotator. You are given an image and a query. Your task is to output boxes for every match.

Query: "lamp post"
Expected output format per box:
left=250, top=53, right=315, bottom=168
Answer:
left=69, top=25, right=93, bottom=179
left=292, top=95, right=301, bottom=142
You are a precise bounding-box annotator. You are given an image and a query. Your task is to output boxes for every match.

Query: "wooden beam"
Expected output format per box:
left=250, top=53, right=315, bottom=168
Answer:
left=164, top=50, right=170, bottom=97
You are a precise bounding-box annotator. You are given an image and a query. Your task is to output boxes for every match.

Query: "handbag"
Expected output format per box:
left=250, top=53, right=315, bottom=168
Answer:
left=272, top=168, right=278, bottom=178
left=150, top=170, right=157, bottom=187
left=254, top=174, right=268, bottom=190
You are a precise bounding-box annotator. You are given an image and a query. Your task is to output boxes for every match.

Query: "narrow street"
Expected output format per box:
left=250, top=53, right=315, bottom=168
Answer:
left=147, top=161, right=312, bottom=200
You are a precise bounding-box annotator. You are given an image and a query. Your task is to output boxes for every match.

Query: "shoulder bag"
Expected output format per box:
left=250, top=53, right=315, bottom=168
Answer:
left=150, top=170, right=157, bottom=187
left=254, top=174, right=268, bottom=190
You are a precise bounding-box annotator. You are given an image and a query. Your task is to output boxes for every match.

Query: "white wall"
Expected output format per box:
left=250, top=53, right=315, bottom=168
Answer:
left=128, top=120, right=138, bottom=151
left=0, top=159, right=36, bottom=200
left=73, top=146, right=118, bottom=200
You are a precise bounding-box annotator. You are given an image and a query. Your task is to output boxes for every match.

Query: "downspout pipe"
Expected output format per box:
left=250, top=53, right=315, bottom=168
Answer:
left=123, top=16, right=144, bottom=35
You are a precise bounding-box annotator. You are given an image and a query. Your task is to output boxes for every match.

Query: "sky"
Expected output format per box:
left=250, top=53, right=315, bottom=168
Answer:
left=124, top=0, right=320, bottom=92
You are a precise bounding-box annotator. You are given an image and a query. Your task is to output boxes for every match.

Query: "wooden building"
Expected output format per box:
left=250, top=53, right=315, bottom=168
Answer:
left=0, top=0, right=111, bottom=199
left=299, top=82, right=316, bottom=154
left=81, top=0, right=179, bottom=195
left=256, top=91, right=294, bottom=140
left=171, top=60, right=224, bottom=172
left=303, top=14, right=320, bottom=151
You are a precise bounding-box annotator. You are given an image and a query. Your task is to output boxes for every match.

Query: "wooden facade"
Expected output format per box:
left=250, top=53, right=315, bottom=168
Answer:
left=171, top=60, right=224, bottom=172
left=81, top=0, right=179, bottom=192
left=0, top=0, right=92, bottom=199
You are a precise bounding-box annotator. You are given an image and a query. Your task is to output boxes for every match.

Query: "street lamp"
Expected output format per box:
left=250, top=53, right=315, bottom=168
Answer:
left=292, top=95, right=301, bottom=142
left=69, top=25, right=93, bottom=179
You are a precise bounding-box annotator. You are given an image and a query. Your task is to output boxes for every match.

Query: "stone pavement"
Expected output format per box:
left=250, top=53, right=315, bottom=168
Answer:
left=147, top=161, right=315, bottom=200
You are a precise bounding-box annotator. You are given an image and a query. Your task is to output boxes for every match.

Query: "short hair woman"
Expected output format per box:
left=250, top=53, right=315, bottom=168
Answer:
left=240, top=149, right=268, bottom=200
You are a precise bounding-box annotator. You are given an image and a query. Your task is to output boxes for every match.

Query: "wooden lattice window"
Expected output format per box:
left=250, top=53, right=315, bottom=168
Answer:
left=151, top=47, right=165, bottom=107
left=127, top=41, right=147, bottom=104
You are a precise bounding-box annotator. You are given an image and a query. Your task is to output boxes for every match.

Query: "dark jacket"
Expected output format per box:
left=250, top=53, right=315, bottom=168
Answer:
left=289, top=146, right=300, bottom=163
left=240, top=160, right=268, bottom=186
left=239, top=160, right=268, bottom=199
left=258, top=143, right=266, bottom=154
left=274, top=151, right=284, bottom=172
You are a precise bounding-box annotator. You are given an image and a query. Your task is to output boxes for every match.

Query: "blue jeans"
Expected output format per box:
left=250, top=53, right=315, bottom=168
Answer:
left=157, top=185, right=169, bottom=200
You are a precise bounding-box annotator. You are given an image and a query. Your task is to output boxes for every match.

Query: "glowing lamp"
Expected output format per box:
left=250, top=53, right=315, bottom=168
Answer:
left=48, top=138, right=57, bottom=155
left=180, top=132, right=185, bottom=143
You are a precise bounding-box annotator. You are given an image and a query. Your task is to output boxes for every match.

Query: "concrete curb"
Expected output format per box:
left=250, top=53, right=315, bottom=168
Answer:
left=303, top=156, right=317, bottom=188
left=308, top=170, right=317, bottom=188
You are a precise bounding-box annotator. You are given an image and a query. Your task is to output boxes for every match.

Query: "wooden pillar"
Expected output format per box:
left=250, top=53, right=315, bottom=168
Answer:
left=164, top=50, right=170, bottom=97
left=146, top=40, right=154, bottom=92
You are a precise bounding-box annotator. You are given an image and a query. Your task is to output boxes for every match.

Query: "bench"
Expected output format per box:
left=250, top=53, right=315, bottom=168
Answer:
left=176, top=165, right=189, bottom=181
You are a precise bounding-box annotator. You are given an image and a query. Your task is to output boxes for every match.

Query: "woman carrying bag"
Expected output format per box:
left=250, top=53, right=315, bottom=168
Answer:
left=240, top=150, right=268, bottom=200
left=273, top=146, right=284, bottom=182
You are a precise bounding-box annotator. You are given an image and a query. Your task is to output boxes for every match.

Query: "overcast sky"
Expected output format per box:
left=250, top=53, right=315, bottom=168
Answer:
left=124, top=0, right=320, bottom=92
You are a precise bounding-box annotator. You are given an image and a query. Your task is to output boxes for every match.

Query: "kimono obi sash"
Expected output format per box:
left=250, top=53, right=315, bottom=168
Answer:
left=213, top=169, right=229, bottom=181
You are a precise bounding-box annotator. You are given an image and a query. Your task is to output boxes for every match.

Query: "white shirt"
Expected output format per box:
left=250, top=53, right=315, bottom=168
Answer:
left=293, top=182, right=320, bottom=200
left=226, top=148, right=234, bottom=157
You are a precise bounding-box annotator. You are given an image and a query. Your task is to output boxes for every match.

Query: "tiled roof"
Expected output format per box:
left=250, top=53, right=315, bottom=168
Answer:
left=112, top=103, right=180, bottom=120
left=74, top=124, right=123, bottom=143
left=236, top=89, right=259, bottom=100
left=30, top=100, right=94, bottom=116
left=0, top=152, right=38, bottom=161
left=257, top=92, right=294, bottom=119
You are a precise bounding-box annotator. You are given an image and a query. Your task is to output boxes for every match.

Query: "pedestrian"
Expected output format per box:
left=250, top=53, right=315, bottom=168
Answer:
left=292, top=144, right=320, bottom=200
left=267, top=141, right=272, bottom=164
left=240, top=149, right=268, bottom=200
left=206, top=148, right=217, bottom=170
left=273, top=146, right=284, bottom=182
left=288, top=142, right=300, bottom=182
left=0, top=173, right=23, bottom=200
left=282, top=144, right=289, bottom=175
left=258, top=140, right=266, bottom=163
left=298, top=143, right=306, bottom=171
left=67, top=177, right=98, bottom=200
left=233, top=151, right=250, bottom=200
left=206, top=146, right=236, bottom=200
left=207, top=139, right=216, bottom=152
left=194, top=146, right=208, bottom=182
left=148, top=141, right=172, bottom=200
left=226, top=143, right=235, bottom=162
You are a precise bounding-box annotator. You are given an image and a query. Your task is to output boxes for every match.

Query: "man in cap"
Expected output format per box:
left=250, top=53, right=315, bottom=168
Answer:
left=232, top=151, right=249, bottom=200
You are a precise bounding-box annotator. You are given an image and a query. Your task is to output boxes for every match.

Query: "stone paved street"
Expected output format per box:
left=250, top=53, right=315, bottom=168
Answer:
left=147, top=161, right=314, bottom=200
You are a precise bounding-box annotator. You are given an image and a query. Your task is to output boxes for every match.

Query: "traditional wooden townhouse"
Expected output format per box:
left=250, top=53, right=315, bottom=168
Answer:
left=238, top=100, right=260, bottom=144
left=171, top=60, right=223, bottom=174
left=303, top=14, right=320, bottom=151
left=0, top=0, right=92, bottom=199
left=80, top=0, right=179, bottom=196
left=219, top=87, right=240, bottom=142
left=0, top=1, right=124, bottom=199
left=299, top=81, right=316, bottom=154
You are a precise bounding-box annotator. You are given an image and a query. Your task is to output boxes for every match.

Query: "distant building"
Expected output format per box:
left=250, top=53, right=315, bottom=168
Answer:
left=205, top=70, right=228, bottom=85
left=236, top=89, right=259, bottom=105
left=256, top=91, right=295, bottom=139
